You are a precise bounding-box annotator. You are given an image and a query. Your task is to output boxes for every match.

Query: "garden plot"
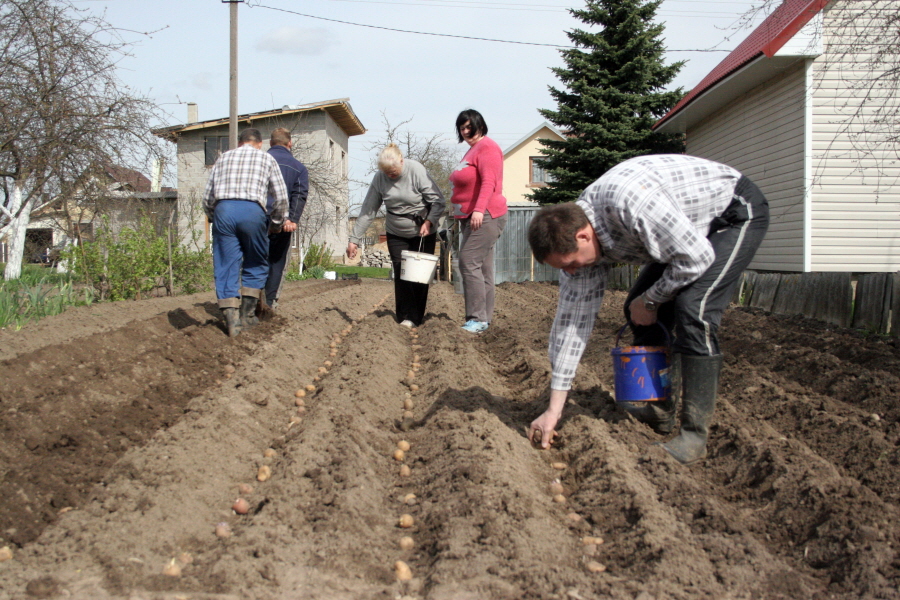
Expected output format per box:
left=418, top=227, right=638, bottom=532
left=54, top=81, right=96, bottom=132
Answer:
left=0, top=279, right=898, bottom=599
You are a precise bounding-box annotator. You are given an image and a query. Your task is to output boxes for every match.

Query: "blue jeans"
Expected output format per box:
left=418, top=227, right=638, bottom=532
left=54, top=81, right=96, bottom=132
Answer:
left=212, top=200, right=269, bottom=307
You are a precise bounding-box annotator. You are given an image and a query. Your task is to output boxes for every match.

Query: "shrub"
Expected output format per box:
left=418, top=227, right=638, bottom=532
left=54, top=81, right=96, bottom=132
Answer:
left=63, top=216, right=212, bottom=300
left=303, top=243, right=336, bottom=271
left=300, top=265, right=326, bottom=280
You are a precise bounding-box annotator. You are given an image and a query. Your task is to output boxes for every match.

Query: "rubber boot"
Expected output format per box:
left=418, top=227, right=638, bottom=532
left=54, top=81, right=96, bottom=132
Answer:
left=223, top=307, right=242, bottom=338
left=662, top=354, right=723, bottom=465
left=240, top=295, right=260, bottom=329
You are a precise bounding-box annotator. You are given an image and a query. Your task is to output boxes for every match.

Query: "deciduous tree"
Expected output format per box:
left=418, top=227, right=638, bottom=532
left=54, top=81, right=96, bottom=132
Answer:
left=0, top=0, right=164, bottom=280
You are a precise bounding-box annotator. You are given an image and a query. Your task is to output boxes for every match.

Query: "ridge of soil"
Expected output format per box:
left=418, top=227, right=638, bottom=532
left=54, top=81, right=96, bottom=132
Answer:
left=0, top=279, right=898, bottom=599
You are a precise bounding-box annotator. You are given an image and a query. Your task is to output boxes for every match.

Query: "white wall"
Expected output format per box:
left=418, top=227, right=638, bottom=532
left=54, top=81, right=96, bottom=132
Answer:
left=687, top=62, right=809, bottom=273
left=808, top=1, right=900, bottom=272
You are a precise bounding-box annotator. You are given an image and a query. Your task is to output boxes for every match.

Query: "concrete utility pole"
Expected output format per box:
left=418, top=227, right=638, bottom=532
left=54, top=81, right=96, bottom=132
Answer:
left=225, top=0, right=243, bottom=149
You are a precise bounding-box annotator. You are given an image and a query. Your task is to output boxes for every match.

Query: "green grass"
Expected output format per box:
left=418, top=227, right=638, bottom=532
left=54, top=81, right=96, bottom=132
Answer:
left=0, top=263, right=93, bottom=329
left=332, top=265, right=391, bottom=279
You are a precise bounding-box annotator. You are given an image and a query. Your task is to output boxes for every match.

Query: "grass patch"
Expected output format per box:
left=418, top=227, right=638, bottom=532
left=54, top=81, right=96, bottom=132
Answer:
left=332, top=265, right=391, bottom=279
left=0, top=264, right=94, bottom=330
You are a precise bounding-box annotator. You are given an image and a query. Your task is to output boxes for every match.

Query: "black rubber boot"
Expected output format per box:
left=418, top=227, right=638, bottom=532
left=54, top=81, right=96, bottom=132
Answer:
left=240, top=295, right=260, bottom=329
left=621, top=353, right=680, bottom=434
left=223, top=307, right=242, bottom=338
left=662, top=354, right=723, bottom=465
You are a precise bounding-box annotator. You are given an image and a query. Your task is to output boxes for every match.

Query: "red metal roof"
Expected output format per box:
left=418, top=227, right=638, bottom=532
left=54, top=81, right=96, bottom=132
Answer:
left=654, top=0, right=828, bottom=130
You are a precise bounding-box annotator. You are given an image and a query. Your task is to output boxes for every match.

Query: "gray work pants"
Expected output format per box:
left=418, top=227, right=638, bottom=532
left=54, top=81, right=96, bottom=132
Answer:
left=458, top=212, right=508, bottom=323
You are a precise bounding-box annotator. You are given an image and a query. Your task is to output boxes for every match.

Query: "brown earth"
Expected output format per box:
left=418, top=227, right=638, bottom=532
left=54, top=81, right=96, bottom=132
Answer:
left=0, top=278, right=899, bottom=600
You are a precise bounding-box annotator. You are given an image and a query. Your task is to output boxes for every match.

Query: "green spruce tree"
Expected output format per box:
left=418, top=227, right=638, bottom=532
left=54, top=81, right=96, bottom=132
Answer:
left=533, top=0, right=686, bottom=204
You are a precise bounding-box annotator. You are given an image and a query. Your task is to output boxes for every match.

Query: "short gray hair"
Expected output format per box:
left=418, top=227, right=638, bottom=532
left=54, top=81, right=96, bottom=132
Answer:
left=377, top=144, right=403, bottom=173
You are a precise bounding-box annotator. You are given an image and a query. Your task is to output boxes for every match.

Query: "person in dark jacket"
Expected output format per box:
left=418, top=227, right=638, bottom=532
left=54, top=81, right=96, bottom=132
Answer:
left=264, top=127, right=309, bottom=309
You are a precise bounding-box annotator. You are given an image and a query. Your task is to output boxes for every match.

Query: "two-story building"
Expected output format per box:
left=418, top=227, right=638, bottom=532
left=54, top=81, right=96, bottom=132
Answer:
left=155, top=98, right=366, bottom=257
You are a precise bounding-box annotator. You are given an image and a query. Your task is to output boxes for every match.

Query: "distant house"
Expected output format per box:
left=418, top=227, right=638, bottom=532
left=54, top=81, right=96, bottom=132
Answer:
left=154, top=98, right=366, bottom=256
left=502, top=122, right=565, bottom=206
left=18, top=164, right=176, bottom=265
left=653, top=0, right=899, bottom=273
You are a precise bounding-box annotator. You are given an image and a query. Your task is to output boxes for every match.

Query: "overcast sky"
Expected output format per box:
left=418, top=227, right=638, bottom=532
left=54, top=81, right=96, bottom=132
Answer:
left=76, top=0, right=765, bottom=200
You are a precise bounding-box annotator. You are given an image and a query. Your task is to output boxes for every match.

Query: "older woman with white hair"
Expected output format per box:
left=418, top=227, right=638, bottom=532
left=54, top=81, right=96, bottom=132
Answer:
left=347, top=144, right=445, bottom=327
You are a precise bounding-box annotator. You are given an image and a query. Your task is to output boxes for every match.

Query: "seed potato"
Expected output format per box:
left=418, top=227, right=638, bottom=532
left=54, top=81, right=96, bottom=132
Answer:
left=162, top=559, right=182, bottom=577
left=215, top=522, right=232, bottom=538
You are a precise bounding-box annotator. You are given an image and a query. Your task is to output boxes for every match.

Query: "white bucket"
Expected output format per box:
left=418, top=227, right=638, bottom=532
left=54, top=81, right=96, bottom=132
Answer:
left=400, top=250, right=438, bottom=284
left=324, top=271, right=336, bottom=280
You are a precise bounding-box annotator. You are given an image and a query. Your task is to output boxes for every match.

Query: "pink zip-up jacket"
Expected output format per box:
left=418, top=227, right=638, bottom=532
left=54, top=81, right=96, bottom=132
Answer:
left=448, top=136, right=508, bottom=219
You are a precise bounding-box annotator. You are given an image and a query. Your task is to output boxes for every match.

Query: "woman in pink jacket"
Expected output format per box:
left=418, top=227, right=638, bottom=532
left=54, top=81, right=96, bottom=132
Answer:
left=449, top=109, right=509, bottom=333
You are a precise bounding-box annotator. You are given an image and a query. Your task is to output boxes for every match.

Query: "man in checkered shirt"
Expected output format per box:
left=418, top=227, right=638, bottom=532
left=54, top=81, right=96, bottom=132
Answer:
left=527, top=154, right=769, bottom=465
left=204, top=128, right=288, bottom=337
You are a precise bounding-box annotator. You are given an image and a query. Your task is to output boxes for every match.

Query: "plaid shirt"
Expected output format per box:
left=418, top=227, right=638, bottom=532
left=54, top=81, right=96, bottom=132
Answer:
left=203, top=144, right=289, bottom=225
left=549, top=154, right=741, bottom=390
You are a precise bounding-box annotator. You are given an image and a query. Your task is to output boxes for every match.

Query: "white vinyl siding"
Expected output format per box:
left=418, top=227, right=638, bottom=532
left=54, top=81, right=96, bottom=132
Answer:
left=686, top=62, right=808, bottom=273
left=809, top=2, right=900, bottom=272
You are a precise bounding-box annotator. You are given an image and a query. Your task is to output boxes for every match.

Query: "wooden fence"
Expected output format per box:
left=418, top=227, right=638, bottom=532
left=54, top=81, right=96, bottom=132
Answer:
left=605, top=266, right=899, bottom=337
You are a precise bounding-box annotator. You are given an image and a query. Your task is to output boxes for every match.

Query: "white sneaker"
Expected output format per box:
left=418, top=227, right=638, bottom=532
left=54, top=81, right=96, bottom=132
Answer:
left=400, top=320, right=415, bottom=328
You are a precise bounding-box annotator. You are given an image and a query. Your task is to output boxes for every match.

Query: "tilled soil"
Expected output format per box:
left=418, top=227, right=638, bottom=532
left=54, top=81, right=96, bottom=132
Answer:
left=0, top=279, right=898, bottom=600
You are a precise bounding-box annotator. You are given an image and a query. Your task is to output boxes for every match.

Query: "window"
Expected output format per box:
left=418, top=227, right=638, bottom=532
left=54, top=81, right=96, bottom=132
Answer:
left=204, top=136, right=229, bottom=166
left=73, top=222, right=94, bottom=243
left=530, top=157, right=554, bottom=186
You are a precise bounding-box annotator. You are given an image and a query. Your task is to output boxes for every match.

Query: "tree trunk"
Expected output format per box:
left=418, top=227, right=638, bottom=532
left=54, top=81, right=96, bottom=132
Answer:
left=3, top=182, right=35, bottom=281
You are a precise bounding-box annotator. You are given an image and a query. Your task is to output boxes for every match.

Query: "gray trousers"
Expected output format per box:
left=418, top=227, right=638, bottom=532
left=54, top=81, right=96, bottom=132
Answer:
left=459, top=212, right=508, bottom=322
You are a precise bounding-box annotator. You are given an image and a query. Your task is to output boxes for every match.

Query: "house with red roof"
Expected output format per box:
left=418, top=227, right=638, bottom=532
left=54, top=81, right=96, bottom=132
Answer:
left=654, top=0, right=899, bottom=274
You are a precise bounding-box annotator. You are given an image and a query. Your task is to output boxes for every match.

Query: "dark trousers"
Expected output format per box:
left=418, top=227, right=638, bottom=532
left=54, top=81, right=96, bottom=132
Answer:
left=265, top=230, right=293, bottom=305
left=387, top=232, right=437, bottom=326
left=625, top=176, right=770, bottom=356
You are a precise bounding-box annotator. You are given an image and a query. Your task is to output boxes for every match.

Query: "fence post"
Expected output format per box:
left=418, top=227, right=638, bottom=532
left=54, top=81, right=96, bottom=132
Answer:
left=892, top=272, right=899, bottom=337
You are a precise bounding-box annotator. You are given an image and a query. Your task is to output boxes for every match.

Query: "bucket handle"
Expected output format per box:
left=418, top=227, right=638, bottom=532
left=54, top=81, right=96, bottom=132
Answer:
left=614, top=321, right=671, bottom=349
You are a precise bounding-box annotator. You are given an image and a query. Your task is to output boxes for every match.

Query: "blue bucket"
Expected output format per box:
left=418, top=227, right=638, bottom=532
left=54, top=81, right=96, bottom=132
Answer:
left=611, top=323, right=671, bottom=403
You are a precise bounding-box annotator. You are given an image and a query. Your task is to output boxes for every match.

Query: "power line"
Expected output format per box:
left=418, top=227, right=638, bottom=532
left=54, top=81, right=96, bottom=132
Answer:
left=251, top=3, right=574, bottom=46
left=250, top=3, right=732, bottom=51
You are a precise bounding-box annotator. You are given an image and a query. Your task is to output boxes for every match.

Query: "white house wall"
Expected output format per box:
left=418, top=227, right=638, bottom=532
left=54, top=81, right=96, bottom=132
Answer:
left=809, top=2, right=900, bottom=272
left=686, top=62, right=808, bottom=272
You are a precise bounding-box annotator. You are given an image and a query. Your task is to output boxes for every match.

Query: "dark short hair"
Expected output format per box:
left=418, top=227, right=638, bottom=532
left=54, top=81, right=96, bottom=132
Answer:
left=238, top=128, right=262, bottom=144
left=456, top=109, right=488, bottom=143
left=270, top=127, right=291, bottom=147
left=528, top=203, right=590, bottom=263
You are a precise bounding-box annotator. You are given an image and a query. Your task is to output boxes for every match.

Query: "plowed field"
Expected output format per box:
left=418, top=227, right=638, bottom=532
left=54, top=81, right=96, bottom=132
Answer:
left=1, top=279, right=899, bottom=600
